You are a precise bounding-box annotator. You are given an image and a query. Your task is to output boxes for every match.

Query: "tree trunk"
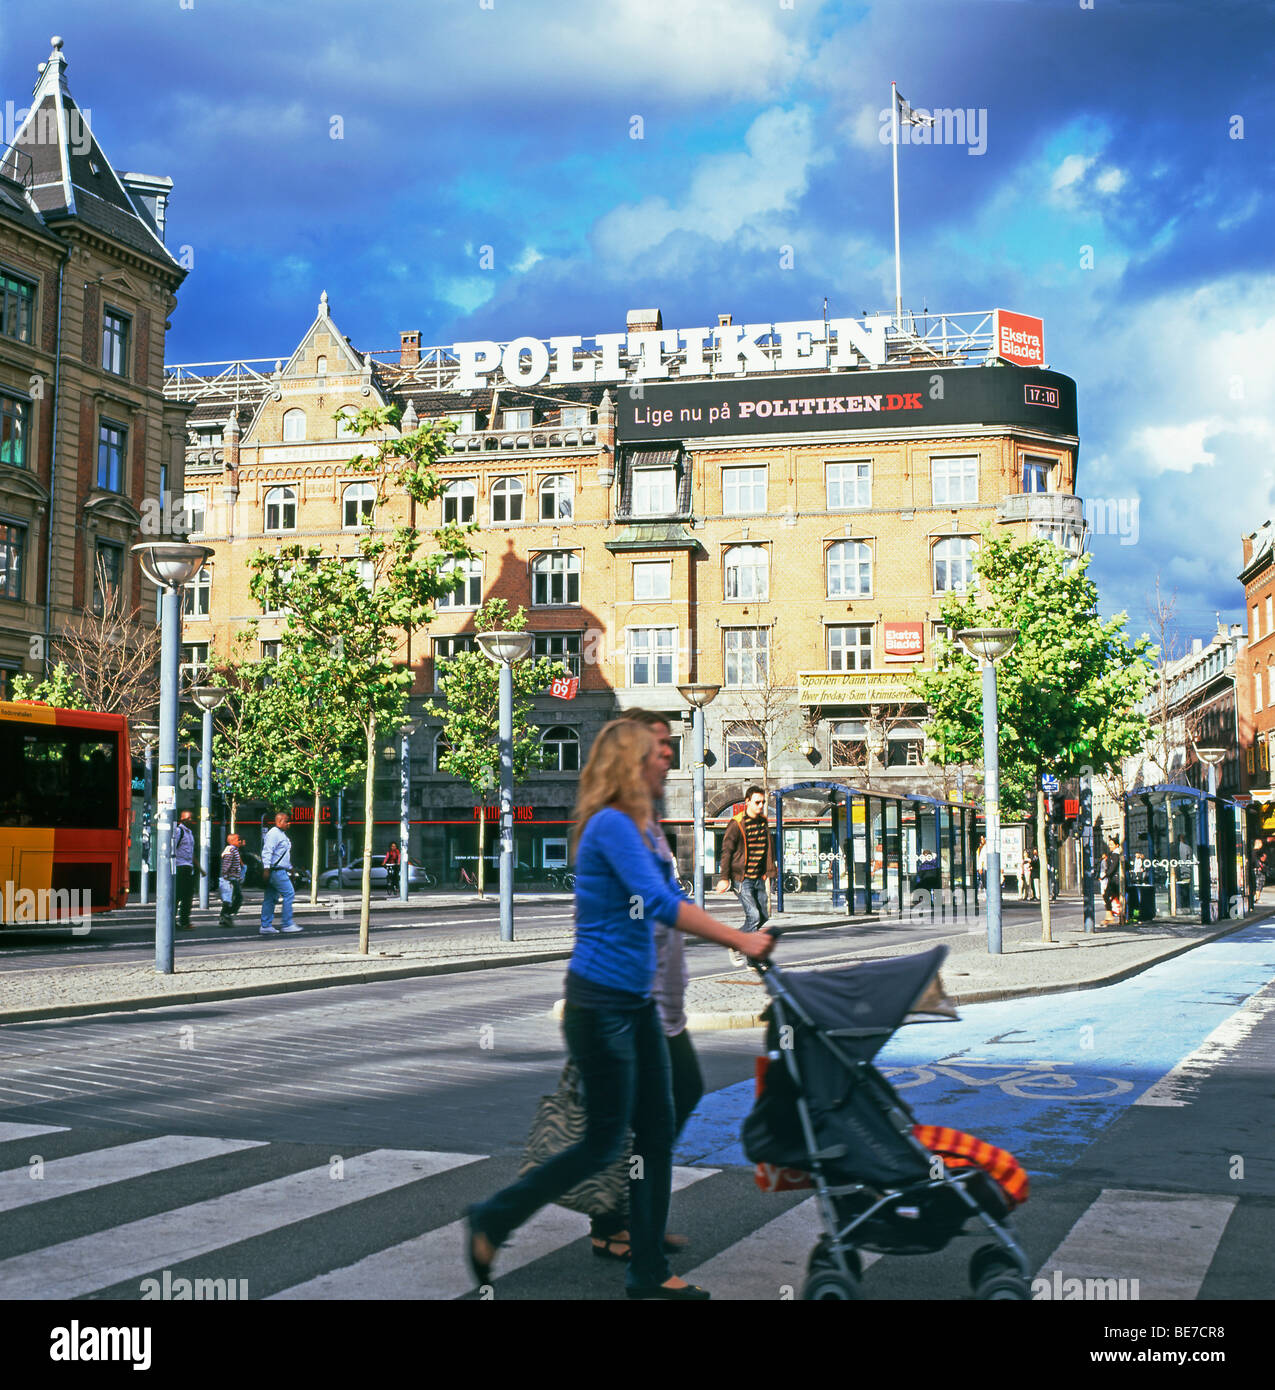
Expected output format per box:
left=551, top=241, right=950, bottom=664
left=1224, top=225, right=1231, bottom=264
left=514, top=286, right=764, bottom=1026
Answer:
left=309, top=787, right=321, bottom=907
left=477, top=800, right=487, bottom=898
left=1038, top=788, right=1052, bottom=943
left=358, top=717, right=376, bottom=954
left=229, top=797, right=237, bottom=836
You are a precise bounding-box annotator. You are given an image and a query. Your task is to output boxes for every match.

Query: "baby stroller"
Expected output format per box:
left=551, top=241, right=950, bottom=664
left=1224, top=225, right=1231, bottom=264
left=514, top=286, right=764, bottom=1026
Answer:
left=742, top=943, right=1032, bottom=1300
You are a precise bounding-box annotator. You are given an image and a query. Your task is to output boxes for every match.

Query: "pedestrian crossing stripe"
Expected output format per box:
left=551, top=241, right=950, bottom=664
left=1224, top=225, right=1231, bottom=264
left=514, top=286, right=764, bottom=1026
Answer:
left=0, top=1130, right=1251, bottom=1300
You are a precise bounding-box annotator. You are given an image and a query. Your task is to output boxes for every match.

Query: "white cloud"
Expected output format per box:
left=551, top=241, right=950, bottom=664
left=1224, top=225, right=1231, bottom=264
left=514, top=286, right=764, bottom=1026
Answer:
left=1051, top=153, right=1094, bottom=192
left=1094, top=166, right=1126, bottom=194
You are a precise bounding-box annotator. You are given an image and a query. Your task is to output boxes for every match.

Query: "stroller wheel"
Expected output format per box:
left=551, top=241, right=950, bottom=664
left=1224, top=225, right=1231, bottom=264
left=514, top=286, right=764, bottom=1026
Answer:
left=974, top=1272, right=1031, bottom=1300
left=968, top=1243, right=1017, bottom=1291
left=802, top=1269, right=862, bottom=1301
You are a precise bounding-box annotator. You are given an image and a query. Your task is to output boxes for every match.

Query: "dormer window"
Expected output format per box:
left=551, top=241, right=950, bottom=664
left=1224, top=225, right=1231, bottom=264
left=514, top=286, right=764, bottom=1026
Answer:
left=633, top=467, right=676, bottom=516
left=503, top=409, right=532, bottom=431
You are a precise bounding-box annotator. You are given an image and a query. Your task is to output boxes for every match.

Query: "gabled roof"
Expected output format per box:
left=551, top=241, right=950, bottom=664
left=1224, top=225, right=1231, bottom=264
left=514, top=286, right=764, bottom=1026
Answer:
left=2, top=37, right=180, bottom=269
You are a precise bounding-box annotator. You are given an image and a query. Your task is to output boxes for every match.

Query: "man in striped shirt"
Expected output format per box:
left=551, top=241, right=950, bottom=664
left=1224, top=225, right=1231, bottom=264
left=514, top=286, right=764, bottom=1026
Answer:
left=716, top=785, right=775, bottom=963
left=217, top=833, right=245, bottom=929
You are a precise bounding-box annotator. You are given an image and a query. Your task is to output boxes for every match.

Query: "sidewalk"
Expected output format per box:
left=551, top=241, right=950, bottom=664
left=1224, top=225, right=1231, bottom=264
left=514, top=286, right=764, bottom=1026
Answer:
left=2, top=897, right=1269, bottom=1028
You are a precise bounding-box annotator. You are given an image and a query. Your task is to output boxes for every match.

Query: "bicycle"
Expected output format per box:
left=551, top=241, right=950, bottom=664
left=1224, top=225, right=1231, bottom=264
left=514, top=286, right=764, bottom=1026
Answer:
left=547, top=867, right=576, bottom=892
left=878, top=1058, right=1132, bottom=1101
left=458, top=865, right=479, bottom=890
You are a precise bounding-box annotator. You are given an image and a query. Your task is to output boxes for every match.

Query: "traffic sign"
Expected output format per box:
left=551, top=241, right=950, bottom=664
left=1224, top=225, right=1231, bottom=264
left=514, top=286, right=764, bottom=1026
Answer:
left=1041, top=774, right=1060, bottom=794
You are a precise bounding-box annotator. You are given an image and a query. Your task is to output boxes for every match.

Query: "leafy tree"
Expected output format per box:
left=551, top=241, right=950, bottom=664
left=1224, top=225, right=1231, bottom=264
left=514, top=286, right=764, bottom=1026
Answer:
left=249, top=406, right=475, bottom=950
left=428, top=599, right=566, bottom=894
left=12, top=663, right=89, bottom=710
left=917, top=531, right=1154, bottom=938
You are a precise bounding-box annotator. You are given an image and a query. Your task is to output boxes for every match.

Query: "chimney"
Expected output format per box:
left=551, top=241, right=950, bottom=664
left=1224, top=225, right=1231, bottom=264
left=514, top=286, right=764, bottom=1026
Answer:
left=400, top=331, right=421, bottom=366
left=626, top=308, right=663, bottom=335
left=717, top=313, right=733, bottom=327
left=1192, top=638, right=1203, bottom=654
left=596, top=390, right=616, bottom=487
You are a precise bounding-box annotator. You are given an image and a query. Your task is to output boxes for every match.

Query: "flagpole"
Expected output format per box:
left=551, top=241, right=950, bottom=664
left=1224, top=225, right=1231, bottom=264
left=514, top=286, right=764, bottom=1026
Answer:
left=892, top=81, right=902, bottom=326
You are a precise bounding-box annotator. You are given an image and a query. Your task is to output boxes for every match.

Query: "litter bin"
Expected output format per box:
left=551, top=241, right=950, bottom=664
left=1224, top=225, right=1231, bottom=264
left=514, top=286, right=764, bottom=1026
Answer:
left=1131, top=884, right=1156, bottom=921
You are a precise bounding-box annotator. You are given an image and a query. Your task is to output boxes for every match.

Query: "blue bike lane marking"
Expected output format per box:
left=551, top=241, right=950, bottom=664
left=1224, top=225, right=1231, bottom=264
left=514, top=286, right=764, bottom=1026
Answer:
left=674, top=919, right=1275, bottom=1176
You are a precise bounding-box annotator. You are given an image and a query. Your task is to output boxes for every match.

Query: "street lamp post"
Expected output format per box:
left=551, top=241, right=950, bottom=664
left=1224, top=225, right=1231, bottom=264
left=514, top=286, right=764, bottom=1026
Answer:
left=132, top=542, right=213, bottom=974
left=677, top=683, right=720, bottom=907
left=398, top=717, right=419, bottom=902
left=190, top=686, right=229, bottom=910
left=475, top=630, right=534, bottom=941
left=135, top=723, right=158, bottom=906
left=957, top=627, right=1019, bottom=955
left=1195, top=745, right=1227, bottom=923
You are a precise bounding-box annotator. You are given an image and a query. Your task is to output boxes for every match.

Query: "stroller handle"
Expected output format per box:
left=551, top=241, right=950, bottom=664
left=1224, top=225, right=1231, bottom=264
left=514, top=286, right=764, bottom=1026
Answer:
left=749, top=926, right=783, bottom=975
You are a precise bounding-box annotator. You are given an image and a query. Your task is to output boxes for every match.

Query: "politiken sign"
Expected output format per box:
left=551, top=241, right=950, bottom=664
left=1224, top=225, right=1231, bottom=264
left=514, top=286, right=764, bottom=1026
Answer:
left=992, top=310, right=1045, bottom=368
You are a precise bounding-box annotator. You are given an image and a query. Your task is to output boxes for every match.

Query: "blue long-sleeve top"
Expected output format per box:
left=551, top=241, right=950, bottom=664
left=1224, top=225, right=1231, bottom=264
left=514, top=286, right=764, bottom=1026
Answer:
left=568, top=807, right=689, bottom=998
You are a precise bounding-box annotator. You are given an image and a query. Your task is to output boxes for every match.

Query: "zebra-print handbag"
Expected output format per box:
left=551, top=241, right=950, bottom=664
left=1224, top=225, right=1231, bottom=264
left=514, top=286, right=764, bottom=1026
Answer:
left=519, top=1060, right=630, bottom=1217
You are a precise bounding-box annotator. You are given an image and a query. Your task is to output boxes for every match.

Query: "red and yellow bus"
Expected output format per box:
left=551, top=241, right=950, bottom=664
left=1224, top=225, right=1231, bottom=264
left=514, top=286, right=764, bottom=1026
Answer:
left=0, top=700, right=131, bottom=925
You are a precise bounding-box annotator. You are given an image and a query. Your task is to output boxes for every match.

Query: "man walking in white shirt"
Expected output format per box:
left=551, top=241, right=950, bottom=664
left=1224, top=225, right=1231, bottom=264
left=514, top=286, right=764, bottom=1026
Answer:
left=260, top=811, right=302, bottom=935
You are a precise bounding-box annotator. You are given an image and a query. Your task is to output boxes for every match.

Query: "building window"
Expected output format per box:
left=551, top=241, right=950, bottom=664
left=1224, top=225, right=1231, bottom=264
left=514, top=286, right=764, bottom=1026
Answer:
left=335, top=408, right=358, bottom=439
left=725, top=627, right=769, bottom=686
left=633, top=467, right=676, bottom=516
left=434, top=635, right=478, bottom=690
left=723, top=467, right=766, bottom=514
left=0, top=395, right=29, bottom=468
left=182, top=566, right=211, bottom=619
left=826, top=540, right=871, bottom=597
left=560, top=406, right=588, bottom=428
left=443, top=480, right=476, bottom=524
left=1254, top=606, right=1261, bottom=640
left=260, top=640, right=281, bottom=662
left=1022, top=456, right=1051, bottom=493
left=831, top=720, right=868, bottom=769
left=827, top=461, right=871, bottom=509
left=633, top=560, right=671, bottom=601
left=724, top=544, right=768, bottom=601
left=437, top=557, right=482, bottom=609
left=532, top=550, right=580, bottom=606
left=726, top=722, right=764, bottom=771
left=92, top=541, right=124, bottom=614
left=180, top=642, right=210, bottom=686
left=1267, top=594, right=1273, bottom=636
left=541, top=725, right=580, bottom=772
left=316, top=355, right=327, bottom=376
left=887, top=725, right=925, bottom=767
left=933, top=537, right=976, bottom=593
left=432, top=729, right=454, bottom=772
left=264, top=486, right=297, bottom=532
left=0, top=661, right=20, bottom=699
left=491, top=476, right=524, bottom=524
left=97, top=420, right=127, bottom=492
left=1257, top=670, right=1264, bottom=713
left=534, top=632, right=581, bottom=678
left=932, top=455, right=979, bottom=505
left=282, top=409, right=306, bottom=442
left=0, top=520, right=26, bottom=600
left=539, top=474, right=573, bottom=521
left=0, top=272, right=36, bottom=344
left=343, top=482, right=376, bottom=528
left=102, top=309, right=130, bottom=376
left=184, top=492, right=206, bottom=536
left=452, top=411, right=477, bottom=434
left=503, top=408, right=532, bottom=431
left=827, top=624, right=873, bottom=671
left=628, top=627, right=676, bottom=686
left=344, top=556, right=374, bottom=591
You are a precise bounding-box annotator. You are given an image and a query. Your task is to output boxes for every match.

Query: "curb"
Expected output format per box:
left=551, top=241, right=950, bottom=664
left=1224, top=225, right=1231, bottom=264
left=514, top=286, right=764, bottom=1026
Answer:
left=0, top=947, right=576, bottom=1026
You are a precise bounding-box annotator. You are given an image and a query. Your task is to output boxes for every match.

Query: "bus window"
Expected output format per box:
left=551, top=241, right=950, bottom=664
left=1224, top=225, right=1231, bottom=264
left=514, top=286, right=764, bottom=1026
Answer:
left=6, top=727, right=120, bottom=829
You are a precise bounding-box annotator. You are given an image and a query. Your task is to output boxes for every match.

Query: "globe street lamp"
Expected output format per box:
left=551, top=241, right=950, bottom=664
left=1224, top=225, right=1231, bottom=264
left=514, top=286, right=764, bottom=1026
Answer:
left=677, top=683, right=720, bottom=907
left=476, top=630, right=534, bottom=940
left=1194, top=744, right=1227, bottom=923
left=397, top=717, right=420, bottom=902
left=132, top=541, right=213, bottom=973
left=134, top=722, right=158, bottom=906
left=957, top=627, right=1019, bottom=954
left=190, top=685, right=229, bottom=910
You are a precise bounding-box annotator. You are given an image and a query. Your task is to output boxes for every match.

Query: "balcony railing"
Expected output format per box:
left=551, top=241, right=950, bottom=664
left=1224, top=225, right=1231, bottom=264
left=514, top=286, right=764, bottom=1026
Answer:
left=996, top=492, right=1084, bottom=525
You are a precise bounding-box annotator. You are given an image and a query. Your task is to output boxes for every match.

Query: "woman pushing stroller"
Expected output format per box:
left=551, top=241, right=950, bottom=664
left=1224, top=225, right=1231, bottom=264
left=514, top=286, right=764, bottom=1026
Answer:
left=465, top=717, right=773, bottom=1299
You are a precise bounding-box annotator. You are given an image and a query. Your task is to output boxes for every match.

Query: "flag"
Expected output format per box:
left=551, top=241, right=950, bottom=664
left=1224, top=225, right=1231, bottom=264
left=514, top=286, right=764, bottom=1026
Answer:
left=896, top=92, right=934, bottom=127
left=550, top=675, right=579, bottom=700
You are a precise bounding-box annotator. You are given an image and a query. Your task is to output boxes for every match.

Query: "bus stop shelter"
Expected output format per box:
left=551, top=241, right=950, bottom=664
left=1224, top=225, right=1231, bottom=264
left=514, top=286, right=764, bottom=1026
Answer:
left=1122, top=783, right=1245, bottom=924
left=772, top=781, right=979, bottom=918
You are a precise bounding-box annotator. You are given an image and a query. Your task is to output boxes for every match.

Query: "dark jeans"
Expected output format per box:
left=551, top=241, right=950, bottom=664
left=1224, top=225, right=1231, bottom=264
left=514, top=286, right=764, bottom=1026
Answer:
left=734, top=877, right=770, bottom=933
left=592, top=1027, right=704, bottom=1241
left=471, top=1000, right=674, bottom=1290
left=175, top=865, right=195, bottom=927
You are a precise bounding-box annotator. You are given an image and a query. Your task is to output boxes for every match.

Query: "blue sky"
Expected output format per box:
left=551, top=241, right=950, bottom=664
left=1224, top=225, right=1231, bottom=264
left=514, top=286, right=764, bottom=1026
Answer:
left=3, top=0, right=1272, bottom=646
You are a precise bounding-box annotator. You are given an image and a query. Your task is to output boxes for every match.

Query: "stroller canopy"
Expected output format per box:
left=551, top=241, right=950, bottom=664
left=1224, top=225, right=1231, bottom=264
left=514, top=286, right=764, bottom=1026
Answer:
left=769, top=944, right=948, bottom=1061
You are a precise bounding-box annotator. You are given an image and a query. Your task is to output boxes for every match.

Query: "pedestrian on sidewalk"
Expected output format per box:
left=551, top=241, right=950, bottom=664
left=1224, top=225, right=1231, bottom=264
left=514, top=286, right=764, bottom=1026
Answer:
left=218, top=833, right=245, bottom=928
left=1029, top=848, right=1041, bottom=901
left=173, top=810, right=197, bottom=930
left=1101, top=839, right=1123, bottom=925
left=715, top=785, right=776, bottom=967
left=465, top=718, right=772, bottom=1301
left=976, top=836, right=987, bottom=889
left=1251, top=839, right=1266, bottom=905
left=384, top=840, right=401, bottom=896
left=260, top=811, right=301, bottom=935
